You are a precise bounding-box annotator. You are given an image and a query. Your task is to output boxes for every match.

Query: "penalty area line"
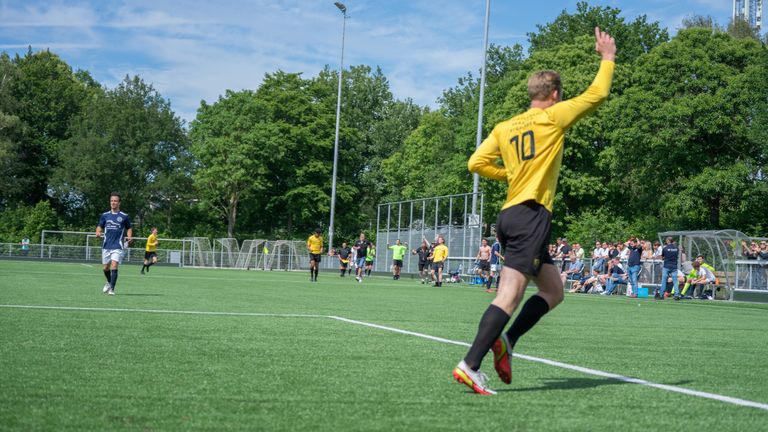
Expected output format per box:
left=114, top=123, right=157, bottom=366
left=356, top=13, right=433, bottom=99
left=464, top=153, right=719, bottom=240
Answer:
left=329, top=315, right=768, bottom=412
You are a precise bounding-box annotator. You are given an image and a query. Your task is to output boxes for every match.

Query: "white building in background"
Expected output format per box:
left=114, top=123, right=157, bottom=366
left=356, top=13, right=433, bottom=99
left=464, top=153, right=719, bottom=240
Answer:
left=733, top=0, right=763, bottom=31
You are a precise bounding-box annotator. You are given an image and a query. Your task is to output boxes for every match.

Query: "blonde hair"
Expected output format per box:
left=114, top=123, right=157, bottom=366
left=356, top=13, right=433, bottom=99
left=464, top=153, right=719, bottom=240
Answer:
left=527, top=70, right=562, bottom=101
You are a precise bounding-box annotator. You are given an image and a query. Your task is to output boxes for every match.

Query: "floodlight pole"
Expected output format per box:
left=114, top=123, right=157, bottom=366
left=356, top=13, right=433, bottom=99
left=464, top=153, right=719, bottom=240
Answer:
left=329, top=1, right=347, bottom=252
left=471, top=0, right=491, bottom=219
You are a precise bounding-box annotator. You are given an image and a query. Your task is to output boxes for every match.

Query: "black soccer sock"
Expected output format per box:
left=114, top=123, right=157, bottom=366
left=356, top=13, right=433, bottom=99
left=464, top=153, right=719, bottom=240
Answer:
left=314, top=268, right=318, bottom=279
left=505, top=294, right=550, bottom=350
left=103, top=269, right=111, bottom=282
left=486, top=276, right=492, bottom=290
left=109, top=269, right=118, bottom=291
left=310, top=268, right=314, bottom=279
left=464, top=304, right=511, bottom=370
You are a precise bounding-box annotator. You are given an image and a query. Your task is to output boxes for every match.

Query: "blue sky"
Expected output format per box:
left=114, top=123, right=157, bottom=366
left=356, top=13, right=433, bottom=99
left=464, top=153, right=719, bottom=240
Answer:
left=0, top=0, right=734, bottom=125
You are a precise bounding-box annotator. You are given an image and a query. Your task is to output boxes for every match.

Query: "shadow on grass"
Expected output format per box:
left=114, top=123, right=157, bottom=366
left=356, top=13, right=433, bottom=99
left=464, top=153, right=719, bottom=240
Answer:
left=498, top=377, right=692, bottom=393
left=117, top=293, right=163, bottom=297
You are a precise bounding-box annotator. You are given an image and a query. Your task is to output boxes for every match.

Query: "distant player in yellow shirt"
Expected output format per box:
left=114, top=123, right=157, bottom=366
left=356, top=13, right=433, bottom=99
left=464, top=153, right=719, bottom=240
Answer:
left=428, top=236, right=449, bottom=287
left=141, top=227, right=159, bottom=275
left=453, top=27, right=617, bottom=395
left=307, top=228, right=324, bottom=282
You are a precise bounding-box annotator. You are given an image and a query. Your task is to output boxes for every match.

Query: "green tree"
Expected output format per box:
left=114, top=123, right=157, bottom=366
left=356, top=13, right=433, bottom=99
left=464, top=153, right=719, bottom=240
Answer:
left=528, top=2, right=668, bottom=63
left=190, top=89, right=277, bottom=238
left=53, top=75, right=189, bottom=230
left=603, top=28, right=768, bottom=230
left=0, top=53, right=32, bottom=209
left=10, top=50, right=93, bottom=205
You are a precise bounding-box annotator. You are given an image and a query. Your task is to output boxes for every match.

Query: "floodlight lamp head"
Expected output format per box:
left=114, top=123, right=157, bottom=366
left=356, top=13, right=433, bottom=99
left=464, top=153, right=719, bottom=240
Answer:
left=334, top=2, right=347, bottom=13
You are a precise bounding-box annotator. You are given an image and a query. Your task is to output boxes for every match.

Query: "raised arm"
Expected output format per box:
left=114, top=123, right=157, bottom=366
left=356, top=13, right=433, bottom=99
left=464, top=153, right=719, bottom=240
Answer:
left=548, top=27, right=616, bottom=130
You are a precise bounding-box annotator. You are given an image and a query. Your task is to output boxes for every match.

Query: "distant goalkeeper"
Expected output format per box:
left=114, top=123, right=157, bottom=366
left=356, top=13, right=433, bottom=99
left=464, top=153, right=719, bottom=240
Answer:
left=453, top=27, right=616, bottom=394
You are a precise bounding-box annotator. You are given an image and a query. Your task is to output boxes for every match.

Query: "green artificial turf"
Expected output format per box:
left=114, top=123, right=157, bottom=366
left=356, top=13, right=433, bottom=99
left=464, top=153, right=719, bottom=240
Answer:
left=1, top=260, right=767, bottom=431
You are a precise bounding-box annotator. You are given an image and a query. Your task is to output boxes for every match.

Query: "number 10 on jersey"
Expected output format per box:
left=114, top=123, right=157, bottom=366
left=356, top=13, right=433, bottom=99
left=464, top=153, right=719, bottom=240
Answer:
left=510, top=130, right=535, bottom=161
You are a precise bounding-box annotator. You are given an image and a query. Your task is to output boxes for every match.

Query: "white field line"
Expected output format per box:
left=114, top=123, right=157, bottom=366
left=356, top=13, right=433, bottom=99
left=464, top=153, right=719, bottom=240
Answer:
left=0, top=304, right=326, bottom=319
left=2, top=304, right=767, bottom=412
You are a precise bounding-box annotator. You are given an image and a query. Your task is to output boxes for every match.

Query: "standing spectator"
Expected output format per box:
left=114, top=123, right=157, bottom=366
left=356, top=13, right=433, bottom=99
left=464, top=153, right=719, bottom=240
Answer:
left=558, top=239, right=572, bottom=272
left=625, top=237, right=643, bottom=297
left=653, top=241, right=663, bottom=260
left=572, top=242, right=584, bottom=262
left=618, top=241, right=629, bottom=261
left=592, top=241, right=605, bottom=272
left=20, top=236, right=30, bottom=257
left=607, top=242, right=619, bottom=262
left=659, top=236, right=680, bottom=300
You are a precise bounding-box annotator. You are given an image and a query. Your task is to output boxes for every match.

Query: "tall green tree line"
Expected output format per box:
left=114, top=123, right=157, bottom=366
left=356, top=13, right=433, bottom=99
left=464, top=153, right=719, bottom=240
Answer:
left=2, top=2, right=767, bottom=246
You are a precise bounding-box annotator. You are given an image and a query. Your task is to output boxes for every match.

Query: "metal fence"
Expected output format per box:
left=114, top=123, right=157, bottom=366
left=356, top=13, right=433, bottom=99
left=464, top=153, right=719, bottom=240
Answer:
left=373, top=192, right=484, bottom=276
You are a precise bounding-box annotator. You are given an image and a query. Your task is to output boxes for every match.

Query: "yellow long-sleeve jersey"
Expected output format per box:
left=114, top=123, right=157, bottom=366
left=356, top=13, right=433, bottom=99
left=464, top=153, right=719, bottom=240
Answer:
left=468, top=60, right=615, bottom=212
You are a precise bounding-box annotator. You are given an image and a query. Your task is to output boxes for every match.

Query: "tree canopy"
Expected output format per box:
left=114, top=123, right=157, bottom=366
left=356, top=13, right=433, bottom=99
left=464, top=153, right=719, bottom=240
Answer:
left=1, top=2, right=767, bottom=247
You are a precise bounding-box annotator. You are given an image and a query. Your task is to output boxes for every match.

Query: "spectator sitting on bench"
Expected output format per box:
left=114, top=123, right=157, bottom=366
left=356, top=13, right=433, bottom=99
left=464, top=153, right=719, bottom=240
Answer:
left=560, top=251, right=585, bottom=286
left=601, top=257, right=627, bottom=296
left=569, top=268, right=599, bottom=293
left=682, top=259, right=716, bottom=299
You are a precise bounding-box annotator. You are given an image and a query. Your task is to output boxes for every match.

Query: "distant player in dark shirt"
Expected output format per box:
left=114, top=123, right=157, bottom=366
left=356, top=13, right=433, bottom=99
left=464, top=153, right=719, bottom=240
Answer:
left=412, top=241, right=431, bottom=283
left=337, top=242, right=351, bottom=277
left=96, top=192, right=133, bottom=295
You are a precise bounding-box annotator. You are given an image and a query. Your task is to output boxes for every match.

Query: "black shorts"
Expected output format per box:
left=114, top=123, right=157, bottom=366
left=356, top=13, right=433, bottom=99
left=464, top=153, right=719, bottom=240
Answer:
left=418, top=261, right=427, bottom=271
left=432, top=261, right=444, bottom=271
left=339, top=259, right=349, bottom=269
left=144, top=251, right=157, bottom=260
left=310, top=253, right=322, bottom=264
left=365, top=260, right=373, bottom=267
left=478, top=260, right=490, bottom=271
left=393, top=259, right=403, bottom=267
left=496, top=200, right=554, bottom=277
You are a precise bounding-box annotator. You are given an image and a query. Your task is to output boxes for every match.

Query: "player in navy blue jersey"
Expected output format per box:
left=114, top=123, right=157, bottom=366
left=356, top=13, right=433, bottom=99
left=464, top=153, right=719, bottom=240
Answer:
left=95, top=192, right=133, bottom=295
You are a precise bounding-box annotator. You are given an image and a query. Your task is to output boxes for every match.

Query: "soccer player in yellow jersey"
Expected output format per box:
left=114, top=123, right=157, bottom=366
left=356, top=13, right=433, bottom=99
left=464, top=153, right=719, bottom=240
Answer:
left=307, top=228, right=324, bottom=282
left=429, top=236, right=448, bottom=287
left=141, top=227, right=159, bottom=275
left=452, top=28, right=616, bottom=395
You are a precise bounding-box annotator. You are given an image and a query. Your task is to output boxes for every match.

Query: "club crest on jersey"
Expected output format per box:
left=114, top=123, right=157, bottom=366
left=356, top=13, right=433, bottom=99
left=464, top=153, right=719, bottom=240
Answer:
left=117, top=217, right=123, bottom=222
